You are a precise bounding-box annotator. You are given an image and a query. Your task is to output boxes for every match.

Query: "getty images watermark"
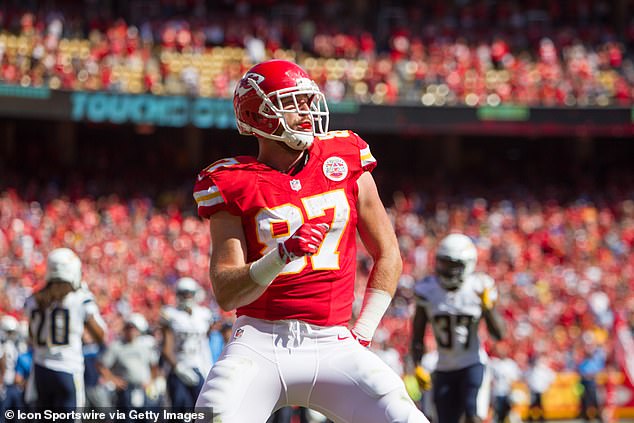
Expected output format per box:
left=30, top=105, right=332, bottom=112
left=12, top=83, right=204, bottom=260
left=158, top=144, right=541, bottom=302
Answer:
left=4, top=407, right=214, bottom=422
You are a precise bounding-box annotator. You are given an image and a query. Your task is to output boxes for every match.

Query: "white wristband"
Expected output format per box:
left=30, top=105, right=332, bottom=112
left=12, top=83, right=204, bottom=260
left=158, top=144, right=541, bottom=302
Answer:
left=248, top=246, right=286, bottom=287
left=351, top=288, right=392, bottom=340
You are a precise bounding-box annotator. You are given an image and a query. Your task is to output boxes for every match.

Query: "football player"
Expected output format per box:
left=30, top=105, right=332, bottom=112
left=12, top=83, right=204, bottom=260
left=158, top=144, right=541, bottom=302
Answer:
left=0, top=315, right=23, bottom=417
left=193, top=59, right=427, bottom=422
left=411, top=234, right=506, bottom=423
left=160, top=277, right=213, bottom=411
left=25, top=248, right=106, bottom=410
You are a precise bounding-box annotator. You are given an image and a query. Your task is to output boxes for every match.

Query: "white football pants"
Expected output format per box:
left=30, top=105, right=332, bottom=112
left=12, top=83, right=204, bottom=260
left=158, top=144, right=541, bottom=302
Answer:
left=196, top=316, right=428, bottom=423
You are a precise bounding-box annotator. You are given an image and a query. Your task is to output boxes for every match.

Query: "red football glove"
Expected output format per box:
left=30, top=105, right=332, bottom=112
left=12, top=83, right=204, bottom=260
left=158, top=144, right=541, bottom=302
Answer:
left=350, top=330, right=371, bottom=348
left=278, top=223, right=329, bottom=264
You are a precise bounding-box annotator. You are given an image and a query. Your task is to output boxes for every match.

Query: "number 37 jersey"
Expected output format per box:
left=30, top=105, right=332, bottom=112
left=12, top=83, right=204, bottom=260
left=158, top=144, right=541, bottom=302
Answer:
left=414, top=273, right=498, bottom=371
left=193, top=131, right=377, bottom=326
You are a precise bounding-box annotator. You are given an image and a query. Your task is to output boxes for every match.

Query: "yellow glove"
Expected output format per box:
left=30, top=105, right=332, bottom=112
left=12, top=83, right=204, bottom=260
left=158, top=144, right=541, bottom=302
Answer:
left=415, top=366, right=432, bottom=391
left=479, top=287, right=494, bottom=311
left=403, top=374, right=422, bottom=402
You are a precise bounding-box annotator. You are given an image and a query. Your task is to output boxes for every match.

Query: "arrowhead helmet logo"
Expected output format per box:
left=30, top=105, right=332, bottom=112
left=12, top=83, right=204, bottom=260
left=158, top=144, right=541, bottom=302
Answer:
left=236, top=72, right=265, bottom=97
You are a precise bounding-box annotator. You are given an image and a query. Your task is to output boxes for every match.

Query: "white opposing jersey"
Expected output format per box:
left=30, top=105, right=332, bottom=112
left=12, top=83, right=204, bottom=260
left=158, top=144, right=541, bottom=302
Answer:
left=414, top=273, right=498, bottom=371
left=26, top=288, right=104, bottom=374
left=489, top=357, right=521, bottom=396
left=160, top=305, right=213, bottom=375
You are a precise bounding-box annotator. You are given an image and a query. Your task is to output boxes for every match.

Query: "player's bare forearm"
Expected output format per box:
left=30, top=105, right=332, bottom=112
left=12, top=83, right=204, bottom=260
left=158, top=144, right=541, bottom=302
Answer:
left=209, top=212, right=271, bottom=311
left=161, top=326, right=177, bottom=368
left=356, top=172, right=402, bottom=296
left=482, top=307, right=506, bottom=340
left=365, top=252, right=402, bottom=295
left=85, top=315, right=106, bottom=344
left=210, top=264, right=268, bottom=311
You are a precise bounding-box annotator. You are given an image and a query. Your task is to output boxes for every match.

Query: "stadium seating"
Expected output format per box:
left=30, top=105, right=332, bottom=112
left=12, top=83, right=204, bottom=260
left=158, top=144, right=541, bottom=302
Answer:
left=0, top=1, right=632, bottom=105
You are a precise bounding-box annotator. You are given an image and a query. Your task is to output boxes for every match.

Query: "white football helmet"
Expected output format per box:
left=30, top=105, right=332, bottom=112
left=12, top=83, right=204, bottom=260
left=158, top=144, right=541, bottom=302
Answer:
left=0, top=315, right=18, bottom=341
left=0, top=315, right=18, bottom=333
left=176, top=277, right=201, bottom=309
left=435, top=233, right=477, bottom=290
left=125, top=313, right=148, bottom=333
left=45, top=248, right=82, bottom=290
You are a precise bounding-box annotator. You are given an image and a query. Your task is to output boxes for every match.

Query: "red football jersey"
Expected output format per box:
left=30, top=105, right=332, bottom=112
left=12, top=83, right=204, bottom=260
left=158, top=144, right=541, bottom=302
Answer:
left=193, top=130, right=377, bottom=326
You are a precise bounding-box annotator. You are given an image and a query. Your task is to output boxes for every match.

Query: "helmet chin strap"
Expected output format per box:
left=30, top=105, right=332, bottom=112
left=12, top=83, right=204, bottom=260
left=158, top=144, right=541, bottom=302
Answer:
left=281, top=130, right=314, bottom=150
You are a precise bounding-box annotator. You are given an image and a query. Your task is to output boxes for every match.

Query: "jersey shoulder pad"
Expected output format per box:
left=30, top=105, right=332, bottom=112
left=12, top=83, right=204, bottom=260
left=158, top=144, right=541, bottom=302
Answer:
left=77, top=290, right=100, bottom=317
left=471, top=272, right=498, bottom=302
left=78, top=288, right=96, bottom=303
left=159, top=306, right=176, bottom=327
left=196, top=156, right=256, bottom=179
left=414, top=275, right=437, bottom=302
left=472, top=272, right=495, bottom=289
left=315, top=130, right=377, bottom=173
left=316, top=131, right=376, bottom=179
left=193, top=156, right=256, bottom=218
left=196, top=306, right=213, bottom=323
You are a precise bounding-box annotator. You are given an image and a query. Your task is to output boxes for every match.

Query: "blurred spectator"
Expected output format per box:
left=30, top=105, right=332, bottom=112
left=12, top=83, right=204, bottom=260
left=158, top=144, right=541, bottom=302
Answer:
left=0, top=316, right=22, bottom=422
left=489, top=342, right=522, bottom=423
left=13, top=344, right=31, bottom=409
left=83, top=331, right=110, bottom=409
left=208, top=321, right=233, bottom=364
left=577, top=339, right=606, bottom=422
left=524, top=354, right=555, bottom=422
left=0, top=2, right=632, bottom=106
left=98, top=313, right=158, bottom=421
left=600, top=357, right=624, bottom=423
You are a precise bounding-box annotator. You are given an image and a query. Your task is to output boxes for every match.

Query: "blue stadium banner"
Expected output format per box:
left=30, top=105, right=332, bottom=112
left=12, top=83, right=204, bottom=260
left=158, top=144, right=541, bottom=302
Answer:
left=0, top=83, right=51, bottom=99
left=0, top=88, right=632, bottom=136
left=70, top=92, right=236, bottom=129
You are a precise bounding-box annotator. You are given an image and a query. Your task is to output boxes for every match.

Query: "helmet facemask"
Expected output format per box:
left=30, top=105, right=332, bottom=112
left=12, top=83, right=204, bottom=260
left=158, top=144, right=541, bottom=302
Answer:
left=436, top=256, right=468, bottom=290
left=175, top=277, right=202, bottom=310
left=177, top=290, right=196, bottom=310
left=245, top=76, right=329, bottom=150
left=434, top=234, right=478, bottom=290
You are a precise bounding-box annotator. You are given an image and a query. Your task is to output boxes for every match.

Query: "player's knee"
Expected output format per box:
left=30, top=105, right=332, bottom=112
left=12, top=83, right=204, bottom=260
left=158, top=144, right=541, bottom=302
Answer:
left=383, top=388, right=429, bottom=423
left=195, top=355, right=259, bottom=417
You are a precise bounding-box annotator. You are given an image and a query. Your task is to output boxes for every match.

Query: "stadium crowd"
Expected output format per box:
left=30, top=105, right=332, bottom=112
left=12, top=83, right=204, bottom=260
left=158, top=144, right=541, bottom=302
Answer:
left=1, top=174, right=633, bottom=376
left=1, top=138, right=633, bottom=420
left=0, top=0, right=633, bottom=105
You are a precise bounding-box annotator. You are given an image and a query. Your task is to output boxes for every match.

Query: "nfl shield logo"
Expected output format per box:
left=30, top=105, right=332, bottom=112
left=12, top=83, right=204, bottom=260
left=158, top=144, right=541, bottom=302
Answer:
left=290, top=179, right=302, bottom=191
left=234, top=328, right=244, bottom=339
